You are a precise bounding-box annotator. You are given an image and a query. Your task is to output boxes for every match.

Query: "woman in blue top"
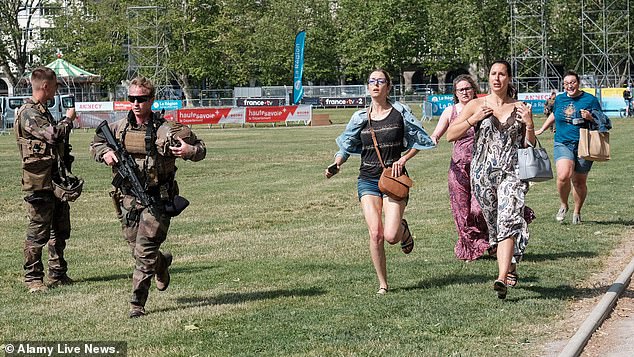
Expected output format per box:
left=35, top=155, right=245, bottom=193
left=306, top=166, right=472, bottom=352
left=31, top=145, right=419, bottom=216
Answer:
left=536, top=71, right=601, bottom=224
left=325, top=69, right=434, bottom=295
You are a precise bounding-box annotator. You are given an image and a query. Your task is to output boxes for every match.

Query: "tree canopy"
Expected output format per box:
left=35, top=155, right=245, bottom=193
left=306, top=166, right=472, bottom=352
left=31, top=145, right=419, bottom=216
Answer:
left=1, top=0, right=631, bottom=96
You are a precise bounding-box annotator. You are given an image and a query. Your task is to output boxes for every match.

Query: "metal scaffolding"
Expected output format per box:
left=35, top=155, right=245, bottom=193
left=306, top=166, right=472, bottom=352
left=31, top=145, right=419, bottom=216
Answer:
left=577, top=0, right=632, bottom=88
left=508, top=0, right=560, bottom=93
left=126, top=6, right=173, bottom=98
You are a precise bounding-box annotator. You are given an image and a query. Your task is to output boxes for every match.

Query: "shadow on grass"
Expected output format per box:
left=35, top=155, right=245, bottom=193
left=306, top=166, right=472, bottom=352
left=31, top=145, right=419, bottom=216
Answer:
left=153, top=287, right=327, bottom=314
left=517, top=283, right=613, bottom=301
left=76, top=263, right=219, bottom=283
left=400, top=272, right=612, bottom=302
left=523, top=250, right=598, bottom=262
left=77, top=273, right=130, bottom=283
left=585, top=219, right=634, bottom=226
left=399, top=273, right=490, bottom=291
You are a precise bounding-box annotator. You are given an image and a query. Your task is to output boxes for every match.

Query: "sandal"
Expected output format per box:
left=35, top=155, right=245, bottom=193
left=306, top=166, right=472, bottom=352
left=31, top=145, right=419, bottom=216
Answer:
left=493, top=280, right=507, bottom=299
left=506, top=270, right=518, bottom=288
left=400, top=219, right=414, bottom=254
left=376, top=287, right=388, bottom=295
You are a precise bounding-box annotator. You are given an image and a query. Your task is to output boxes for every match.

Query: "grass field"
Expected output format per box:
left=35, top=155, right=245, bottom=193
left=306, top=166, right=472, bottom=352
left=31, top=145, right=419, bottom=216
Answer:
left=0, top=111, right=632, bottom=356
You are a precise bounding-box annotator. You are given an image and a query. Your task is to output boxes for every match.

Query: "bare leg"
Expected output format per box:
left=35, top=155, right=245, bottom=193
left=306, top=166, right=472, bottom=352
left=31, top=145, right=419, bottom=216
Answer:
left=571, top=172, right=589, bottom=215
left=496, top=238, right=515, bottom=282
left=360, top=195, right=387, bottom=291
left=556, top=159, right=575, bottom=210
left=382, top=196, right=407, bottom=245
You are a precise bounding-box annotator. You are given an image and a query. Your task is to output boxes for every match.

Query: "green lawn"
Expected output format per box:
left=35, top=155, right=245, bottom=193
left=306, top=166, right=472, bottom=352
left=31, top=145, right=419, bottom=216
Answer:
left=0, top=114, right=632, bottom=356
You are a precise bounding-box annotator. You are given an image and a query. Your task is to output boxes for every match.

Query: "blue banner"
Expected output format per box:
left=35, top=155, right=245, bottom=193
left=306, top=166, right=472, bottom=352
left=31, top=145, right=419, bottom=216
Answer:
left=152, top=100, right=182, bottom=111
left=292, top=30, right=306, bottom=105
left=427, top=94, right=454, bottom=116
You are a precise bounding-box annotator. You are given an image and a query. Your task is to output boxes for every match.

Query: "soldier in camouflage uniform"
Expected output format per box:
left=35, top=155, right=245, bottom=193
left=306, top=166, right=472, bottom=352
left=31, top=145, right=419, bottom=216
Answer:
left=90, top=77, right=206, bottom=318
left=15, top=67, right=77, bottom=293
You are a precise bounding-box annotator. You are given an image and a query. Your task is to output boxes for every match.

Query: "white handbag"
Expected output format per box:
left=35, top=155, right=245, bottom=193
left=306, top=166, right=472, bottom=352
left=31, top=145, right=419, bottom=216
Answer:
left=517, top=138, right=553, bottom=182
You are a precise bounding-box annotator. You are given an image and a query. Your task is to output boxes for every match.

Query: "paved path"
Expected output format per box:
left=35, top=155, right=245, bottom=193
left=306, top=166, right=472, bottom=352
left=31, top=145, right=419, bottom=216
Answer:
left=580, top=277, right=634, bottom=357
left=541, top=235, right=634, bottom=357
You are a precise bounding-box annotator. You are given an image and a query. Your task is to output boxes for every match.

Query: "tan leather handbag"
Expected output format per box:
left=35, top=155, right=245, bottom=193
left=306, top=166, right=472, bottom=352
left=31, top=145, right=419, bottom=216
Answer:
left=368, top=116, right=413, bottom=201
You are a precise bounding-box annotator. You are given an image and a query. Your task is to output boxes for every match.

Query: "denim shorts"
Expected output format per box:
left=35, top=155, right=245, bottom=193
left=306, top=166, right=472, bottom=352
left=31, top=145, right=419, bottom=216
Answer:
left=553, top=141, right=593, bottom=174
left=357, top=177, right=408, bottom=203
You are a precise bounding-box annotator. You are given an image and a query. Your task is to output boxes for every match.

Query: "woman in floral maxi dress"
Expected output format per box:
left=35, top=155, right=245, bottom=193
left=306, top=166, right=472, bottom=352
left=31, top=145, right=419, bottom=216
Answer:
left=447, top=60, right=536, bottom=299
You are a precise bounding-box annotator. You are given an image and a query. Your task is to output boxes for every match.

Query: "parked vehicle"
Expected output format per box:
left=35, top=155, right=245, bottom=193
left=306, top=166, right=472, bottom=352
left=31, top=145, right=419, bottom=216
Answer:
left=0, top=94, right=74, bottom=132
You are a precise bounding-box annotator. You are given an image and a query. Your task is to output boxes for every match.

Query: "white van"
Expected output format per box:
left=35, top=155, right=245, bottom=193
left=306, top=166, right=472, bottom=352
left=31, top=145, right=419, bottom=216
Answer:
left=0, top=94, right=75, bottom=131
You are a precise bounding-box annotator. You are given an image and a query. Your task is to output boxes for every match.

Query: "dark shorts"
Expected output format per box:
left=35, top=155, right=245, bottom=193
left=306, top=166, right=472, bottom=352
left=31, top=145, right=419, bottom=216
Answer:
left=553, top=141, right=593, bottom=174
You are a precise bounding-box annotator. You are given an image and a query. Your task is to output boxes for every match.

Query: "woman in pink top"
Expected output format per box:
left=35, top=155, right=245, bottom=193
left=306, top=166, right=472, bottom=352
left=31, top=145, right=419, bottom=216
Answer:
left=430, top=75, right=490, bottom=261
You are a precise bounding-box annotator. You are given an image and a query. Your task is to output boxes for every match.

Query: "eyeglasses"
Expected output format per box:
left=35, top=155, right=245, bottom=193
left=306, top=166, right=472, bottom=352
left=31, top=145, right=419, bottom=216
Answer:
left=128, top=95, right=152, bottom=103
left=563, top=81, right=578, bottom=87
left=368, top=78, right=387, bottom=86
left=456, top=87, right=473, bottom=93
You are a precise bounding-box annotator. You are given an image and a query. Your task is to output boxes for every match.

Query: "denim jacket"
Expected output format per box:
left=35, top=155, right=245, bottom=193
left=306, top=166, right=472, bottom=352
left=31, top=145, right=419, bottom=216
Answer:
left=590, top=109, right=612, bottom=132
left=335, top=101, right=435, bottom=162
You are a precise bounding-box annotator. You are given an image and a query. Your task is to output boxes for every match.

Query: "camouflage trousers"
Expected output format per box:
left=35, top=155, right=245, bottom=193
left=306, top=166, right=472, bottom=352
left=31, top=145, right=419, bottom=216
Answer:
left=119, top=194, right=171, bottom=308
left=23, top=191, right=71, bottom=283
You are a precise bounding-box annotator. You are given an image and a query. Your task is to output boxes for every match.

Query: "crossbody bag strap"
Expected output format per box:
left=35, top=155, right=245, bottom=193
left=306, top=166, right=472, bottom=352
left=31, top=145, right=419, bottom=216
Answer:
left=367, top=112, right=386, bottom=169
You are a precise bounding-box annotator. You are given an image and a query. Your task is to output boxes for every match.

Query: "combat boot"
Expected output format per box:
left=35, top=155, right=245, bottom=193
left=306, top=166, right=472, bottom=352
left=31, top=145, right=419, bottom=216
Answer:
left=129, top=304, right=146, bottom=318
left=48, top=275, right=74, bottom=288
left=26, top=281, right=48, bottom=293
left=155, top=251, right=172, bottom=291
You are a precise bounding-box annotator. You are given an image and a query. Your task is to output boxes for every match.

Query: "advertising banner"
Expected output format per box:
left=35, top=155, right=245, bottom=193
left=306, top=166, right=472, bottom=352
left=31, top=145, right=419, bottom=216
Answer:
left=152, top=100, right=182, bottom=111
left=76, top=101, right=114, bottom=112
left=177, top=107, right=245, bottom=125
left=298, top=97, right=321, bottom=106
left=518, top=92, right=554, bottom=115
left=427, top=94, right=454, bottom=116
left=236, top=98, right=286, bottom=107
left=292, top=30, right=306, bottom=104
left=114, top=102, right=132, bottom=111
left=284, top=105, right=312, bottom=122
left=245, top=105, right=310, bottom=123
left=320, top=97, right=366, bottom=108
left=599, top=88, right=626, bottom=117
left=76, top=112, right=115, bottom=128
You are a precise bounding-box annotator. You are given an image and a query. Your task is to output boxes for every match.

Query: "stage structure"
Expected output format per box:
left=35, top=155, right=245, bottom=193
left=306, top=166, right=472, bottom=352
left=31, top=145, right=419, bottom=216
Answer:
left=508, top=0, right=560, bottom=93
left=126, top=6, right=174, bottom=99
left=577, top=0, right=632, bottom=88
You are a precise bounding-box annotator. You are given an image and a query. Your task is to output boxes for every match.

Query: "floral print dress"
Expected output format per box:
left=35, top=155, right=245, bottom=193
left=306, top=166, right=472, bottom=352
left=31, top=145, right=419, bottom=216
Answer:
left=470, top=110, right=530, bottom=261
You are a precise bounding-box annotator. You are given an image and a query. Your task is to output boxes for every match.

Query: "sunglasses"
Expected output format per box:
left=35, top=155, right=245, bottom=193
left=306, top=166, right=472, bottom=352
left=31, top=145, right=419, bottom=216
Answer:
left=128, top=95, right=152, bottom=103
left=368, top=78, right=387, bottom=86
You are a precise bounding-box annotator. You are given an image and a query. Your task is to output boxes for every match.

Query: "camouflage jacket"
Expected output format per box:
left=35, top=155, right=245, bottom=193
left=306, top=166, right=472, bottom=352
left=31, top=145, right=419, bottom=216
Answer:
left=15, top=98, right=74, bottom=192
left=90, top=111, right=206, bottom=192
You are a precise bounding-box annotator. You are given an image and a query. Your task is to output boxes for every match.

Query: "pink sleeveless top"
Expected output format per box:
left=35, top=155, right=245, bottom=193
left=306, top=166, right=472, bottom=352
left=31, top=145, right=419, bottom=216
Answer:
left=448, top=105, right=476, bottom=164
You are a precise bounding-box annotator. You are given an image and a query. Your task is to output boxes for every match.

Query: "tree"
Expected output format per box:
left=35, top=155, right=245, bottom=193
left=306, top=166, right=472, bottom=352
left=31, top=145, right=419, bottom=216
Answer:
left=335, top=0, right=428, bottom=83
left=38, top=0, right=128, bottom=97
left=0, top=0, right=44, bottom=86
left=42, top=0, right=223, bottom=100
left=546, top=0, right=582, bottom=72
left=249, top=0, right=341, bottom=86
left=157, top=0, right=223, bottom=100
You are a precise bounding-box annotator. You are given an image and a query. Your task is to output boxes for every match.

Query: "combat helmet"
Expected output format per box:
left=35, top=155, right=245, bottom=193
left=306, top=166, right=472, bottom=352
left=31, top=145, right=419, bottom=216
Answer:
left=53, top=174, right=84, bottom=202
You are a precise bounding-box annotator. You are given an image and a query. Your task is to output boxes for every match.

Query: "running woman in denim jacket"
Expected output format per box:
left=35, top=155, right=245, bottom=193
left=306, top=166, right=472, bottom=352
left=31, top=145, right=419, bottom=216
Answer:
left=325, top=69, right=434, bottom=295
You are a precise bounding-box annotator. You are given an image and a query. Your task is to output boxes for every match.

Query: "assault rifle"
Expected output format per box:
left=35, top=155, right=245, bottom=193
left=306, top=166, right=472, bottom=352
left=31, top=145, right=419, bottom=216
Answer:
left=96, top=120, right=156, bottom=208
